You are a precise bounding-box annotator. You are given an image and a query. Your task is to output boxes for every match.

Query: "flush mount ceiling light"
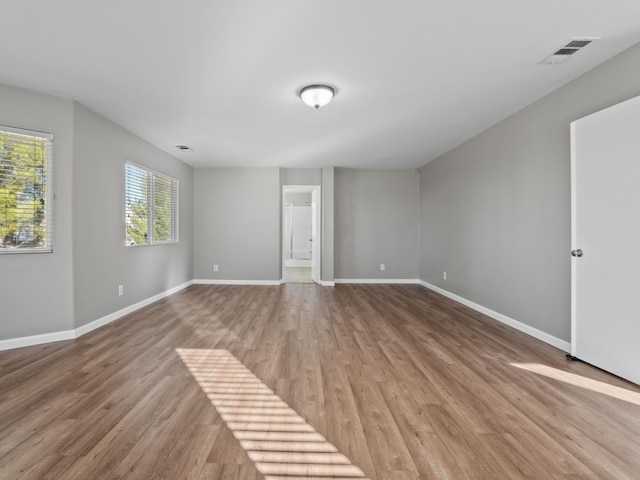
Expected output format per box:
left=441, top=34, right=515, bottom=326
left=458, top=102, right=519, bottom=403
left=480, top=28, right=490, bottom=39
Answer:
left=299, top=84, right=335, bottom=109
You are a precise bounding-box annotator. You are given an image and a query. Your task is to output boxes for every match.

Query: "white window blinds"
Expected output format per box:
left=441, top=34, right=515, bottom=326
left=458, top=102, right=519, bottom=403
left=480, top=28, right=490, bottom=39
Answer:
left=0, top=126, right=53, bottom=253
left=125, top=162, right=178, bottom=246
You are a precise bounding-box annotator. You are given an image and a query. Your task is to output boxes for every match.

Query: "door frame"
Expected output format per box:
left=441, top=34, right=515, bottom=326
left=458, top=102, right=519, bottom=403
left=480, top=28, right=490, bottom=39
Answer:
left=282, top=185, right=321, bottom=283
left=570, top=122, right=578, bottom=356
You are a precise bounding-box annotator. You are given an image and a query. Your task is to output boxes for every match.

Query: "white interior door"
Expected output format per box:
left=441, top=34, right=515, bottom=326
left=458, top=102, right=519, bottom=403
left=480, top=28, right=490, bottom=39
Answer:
left=284, top=205, right=293, bottom=260
left=291, top=206, right=312, bottom=259
left=571, top=94, right=640, bottom=385
left=311, top=187, right=320, bottom=283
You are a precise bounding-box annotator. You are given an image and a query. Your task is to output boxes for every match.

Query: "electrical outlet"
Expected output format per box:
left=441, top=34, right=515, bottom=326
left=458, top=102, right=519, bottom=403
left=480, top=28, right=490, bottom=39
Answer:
left=213, top=264, right=219, bottom=272
left=394, top=264, right=399, bottom=271
left=380, top=264, right=385, bottom=271
left=443, top=272, right=447, bottom=280
left=118, top=285, right=124, bottom=296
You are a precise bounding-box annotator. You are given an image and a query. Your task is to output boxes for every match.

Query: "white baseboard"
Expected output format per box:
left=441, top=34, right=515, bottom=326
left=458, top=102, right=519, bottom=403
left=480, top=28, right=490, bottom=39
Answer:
left=195, top=278, right=336, bottom=287
left=194, top=279, right=283, bottom=286
left=0, top=277, right=570, bottom=354
left=418, top=280, right=571, bottom=352
left=0, top=329, right=76, bottom=351
left=0, top=280, right=194, bottom=352
left=335, top=278, right=420, bottom=284
left=75, top=280, right=194, bottom=338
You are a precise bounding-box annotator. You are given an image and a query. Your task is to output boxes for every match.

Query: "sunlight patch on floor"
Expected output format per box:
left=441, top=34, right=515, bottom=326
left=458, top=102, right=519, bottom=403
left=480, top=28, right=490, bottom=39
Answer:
left=511, top=363, right=640, bottom=406
left=177, top=348, right=368, bottom=478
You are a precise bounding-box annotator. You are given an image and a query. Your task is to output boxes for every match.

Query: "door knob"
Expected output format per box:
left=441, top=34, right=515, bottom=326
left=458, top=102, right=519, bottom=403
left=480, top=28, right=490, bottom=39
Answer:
left=571, top=249, right=583, bottom=257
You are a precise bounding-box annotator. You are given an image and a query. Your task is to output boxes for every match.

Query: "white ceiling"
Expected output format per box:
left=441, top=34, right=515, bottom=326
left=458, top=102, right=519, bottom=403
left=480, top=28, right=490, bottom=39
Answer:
left=2, top=1, right=640, bottom=169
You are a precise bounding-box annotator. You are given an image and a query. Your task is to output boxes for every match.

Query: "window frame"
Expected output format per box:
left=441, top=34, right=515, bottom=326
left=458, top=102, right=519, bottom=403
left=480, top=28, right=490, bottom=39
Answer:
left=0, top=125, right=54, bottom=255
left=125, top=161, right=179, bottom=247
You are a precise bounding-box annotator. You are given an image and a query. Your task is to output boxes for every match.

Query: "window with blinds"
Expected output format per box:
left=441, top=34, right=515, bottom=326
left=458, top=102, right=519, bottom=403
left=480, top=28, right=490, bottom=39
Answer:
left=125, top=162, right=178, bottom=246
left=0, top=126, right=53, bottom=254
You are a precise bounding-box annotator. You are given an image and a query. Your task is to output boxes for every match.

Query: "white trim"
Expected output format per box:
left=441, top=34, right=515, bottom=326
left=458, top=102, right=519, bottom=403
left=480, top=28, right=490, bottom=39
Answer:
left=569, top=121, right=578, bottom=356
left=418, top=280, right=571, bottom=352
left=0, top=330, right=76, bottom=351
left=0, top=277, right=570, bottom=355
left=0, top=280, right=194, bottom=351
left=75, top=280, right=193, bottom=337
left=194, top=279, right=283, bottom=286
left=195, top=278, right=334, bottom=287
left=0, top=124, right=53, bottom=139
left=335, top=278, right=419, bottom=284
left=282, top=185, right=321, bottom=285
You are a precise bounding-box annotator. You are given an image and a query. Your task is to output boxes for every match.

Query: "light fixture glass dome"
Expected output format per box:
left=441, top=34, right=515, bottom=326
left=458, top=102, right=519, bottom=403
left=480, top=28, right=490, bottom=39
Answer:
left=300, top=84, right=334, bottom=109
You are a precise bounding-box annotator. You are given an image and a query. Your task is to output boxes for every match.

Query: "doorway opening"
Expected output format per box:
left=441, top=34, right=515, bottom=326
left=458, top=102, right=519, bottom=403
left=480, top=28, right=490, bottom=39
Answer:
left=282, top=185, right=321, bottom=284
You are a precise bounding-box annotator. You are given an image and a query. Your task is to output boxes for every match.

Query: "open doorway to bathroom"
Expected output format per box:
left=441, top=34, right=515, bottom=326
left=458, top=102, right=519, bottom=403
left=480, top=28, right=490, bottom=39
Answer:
left=282, top=185, right=321, bottom=284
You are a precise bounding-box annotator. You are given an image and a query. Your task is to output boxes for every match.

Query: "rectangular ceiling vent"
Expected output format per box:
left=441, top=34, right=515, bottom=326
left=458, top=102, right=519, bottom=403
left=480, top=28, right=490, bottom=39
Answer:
left=540, top=38, right=598, bottom=65
left=174, top=144, right=194, bottom=152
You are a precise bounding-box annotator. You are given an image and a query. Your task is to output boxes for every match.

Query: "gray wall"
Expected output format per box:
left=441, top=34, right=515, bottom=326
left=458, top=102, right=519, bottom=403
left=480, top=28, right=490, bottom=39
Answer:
left=321, top=167, right=335, bottom=283
left=72, top=103, right=193, bottom=328
left=419, top=42, right=640, bottom=342
left=0, top=86, right=193, bottom=340
left=0, top=84, right=75, bottom=340
left=280, top=168, right=322, bottom=186
left=193, top=168, right=280, bottom=281
left=335, top=168, right=419, bottom=279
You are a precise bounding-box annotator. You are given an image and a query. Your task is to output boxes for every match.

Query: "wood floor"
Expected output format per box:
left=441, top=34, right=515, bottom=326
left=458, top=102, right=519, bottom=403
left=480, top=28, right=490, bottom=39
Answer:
left=1, top=284, right=639, bottom=479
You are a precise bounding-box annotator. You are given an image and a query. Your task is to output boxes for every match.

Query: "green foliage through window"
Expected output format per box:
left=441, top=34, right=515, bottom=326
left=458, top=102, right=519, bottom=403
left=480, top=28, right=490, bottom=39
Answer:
left=125, top=162, right=178, bottom=246
left=0, top=127, right=53, bottom=253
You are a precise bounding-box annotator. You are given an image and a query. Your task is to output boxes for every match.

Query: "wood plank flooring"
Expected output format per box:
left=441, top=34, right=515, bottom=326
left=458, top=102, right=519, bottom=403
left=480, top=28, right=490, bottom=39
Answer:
left=1, top=284, right=639, bottom=479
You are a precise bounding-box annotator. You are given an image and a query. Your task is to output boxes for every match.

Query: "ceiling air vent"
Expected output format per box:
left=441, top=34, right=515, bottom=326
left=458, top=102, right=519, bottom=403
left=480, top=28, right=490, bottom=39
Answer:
left=554, top=48, right=579, bottom=56
left=174, top=144, right=194, bottom=152
left=540, top=38, right=597, bottom=65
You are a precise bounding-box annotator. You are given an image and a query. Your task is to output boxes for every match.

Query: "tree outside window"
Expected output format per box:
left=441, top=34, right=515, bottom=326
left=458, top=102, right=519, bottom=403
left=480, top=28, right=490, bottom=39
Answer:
left=0, top=127, right=52, bottom=253
left=125, top=162, right=178, bottom=246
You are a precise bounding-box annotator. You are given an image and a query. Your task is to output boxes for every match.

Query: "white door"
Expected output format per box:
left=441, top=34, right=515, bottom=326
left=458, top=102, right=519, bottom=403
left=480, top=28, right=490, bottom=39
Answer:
left=284, top=205, right=293, bottom=260
left=571, top=94, right=640, bottom=385
left=311, top=187, right=320, bottom=283
left=291, top=206, right=312, bottom=259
